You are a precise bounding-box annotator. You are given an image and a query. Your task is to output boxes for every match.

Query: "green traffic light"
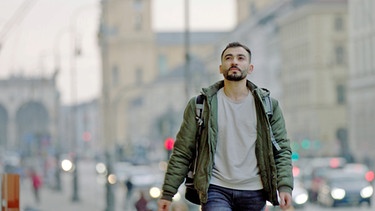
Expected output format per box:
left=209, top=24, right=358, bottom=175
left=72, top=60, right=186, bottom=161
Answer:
left=292, top=152, right=299, bottom=161
left=301, top=139, right=311, bottom=149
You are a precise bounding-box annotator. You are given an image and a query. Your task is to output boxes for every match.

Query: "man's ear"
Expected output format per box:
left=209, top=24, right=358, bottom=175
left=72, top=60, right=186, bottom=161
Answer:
left=248, top=64, right=254, bottom=74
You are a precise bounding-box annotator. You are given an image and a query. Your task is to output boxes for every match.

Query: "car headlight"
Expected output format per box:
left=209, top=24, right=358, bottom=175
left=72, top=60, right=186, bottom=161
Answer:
left=360, top=186, right=374, bottom=198
left=331, top=188, right=345, bottom=200
left=149, top=186, right=161, bottom=199
left=107, top=174, right=117, bottom=184
left=61, top=159, right=74, bottom=172
left=294, top=193, right=308, bottom=205
left=96, top=162, right=107, bottom=175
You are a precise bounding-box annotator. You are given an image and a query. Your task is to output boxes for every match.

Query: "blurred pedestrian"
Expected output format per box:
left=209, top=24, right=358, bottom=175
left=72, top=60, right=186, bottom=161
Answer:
left=158, top=42, right=293, bottom=211
left=135, top=191, right=150, bottom=211
left=29, top=168, right=42, bottom=204
left=125, top=177, right=133, bottom=201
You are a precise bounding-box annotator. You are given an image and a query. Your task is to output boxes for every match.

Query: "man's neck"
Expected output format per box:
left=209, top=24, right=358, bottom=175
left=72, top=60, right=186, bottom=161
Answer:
left=223, top=79, right=249, bottom=102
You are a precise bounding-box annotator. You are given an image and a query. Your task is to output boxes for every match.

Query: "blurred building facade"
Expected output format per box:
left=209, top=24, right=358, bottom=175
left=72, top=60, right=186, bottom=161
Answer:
left=98, top=0, right=373, bottom=163
left=201, top=0, right=349, bottom=158
left=348, top=0, right=375, bottom=163
left=0, top=76, right=60, bottom=158
left=98, top=0, right=228, bottom=161
left=99, top=0, right=158, bottom=156
left=278, top=0, right=349, bottom=157
left=0, top=0, right=371, bottom=170
left=66, top=99, right=101, bottom=159
left=237, top=0, right=280, bottom=24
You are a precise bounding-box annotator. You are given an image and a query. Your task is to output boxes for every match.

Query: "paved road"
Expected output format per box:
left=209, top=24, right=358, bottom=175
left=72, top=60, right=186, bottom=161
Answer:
left=20, top=159, right=126, bottom=211
left=17, top=159, right=375, bottom=211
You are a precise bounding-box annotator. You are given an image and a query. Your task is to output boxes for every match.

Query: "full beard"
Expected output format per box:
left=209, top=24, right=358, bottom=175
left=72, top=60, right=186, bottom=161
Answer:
left=224, top=68, right=247, bottom=81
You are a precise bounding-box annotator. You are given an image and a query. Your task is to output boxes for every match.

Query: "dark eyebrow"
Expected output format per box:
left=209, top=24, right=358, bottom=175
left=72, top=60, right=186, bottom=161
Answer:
left=224, top=53, right=247, bottom=58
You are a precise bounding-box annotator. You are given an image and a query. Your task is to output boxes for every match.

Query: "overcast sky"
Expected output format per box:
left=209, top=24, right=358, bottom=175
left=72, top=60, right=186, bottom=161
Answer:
left=0, top=0, right=236, bottom=104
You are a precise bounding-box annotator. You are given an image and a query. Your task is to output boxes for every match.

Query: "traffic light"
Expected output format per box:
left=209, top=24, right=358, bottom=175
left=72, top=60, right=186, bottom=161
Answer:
left=164, top=137, right=175, bottom=151
left=82, top=131, right=92, bottom=142
left=291, top=152, right=299, bottom=161
left=164, top=137, right=175, bottom=159
left=301, top=139, right=311, bottom=149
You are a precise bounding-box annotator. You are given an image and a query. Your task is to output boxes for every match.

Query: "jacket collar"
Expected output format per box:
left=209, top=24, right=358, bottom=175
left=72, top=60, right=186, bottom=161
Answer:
left=202, top=80, right=270, bottom=99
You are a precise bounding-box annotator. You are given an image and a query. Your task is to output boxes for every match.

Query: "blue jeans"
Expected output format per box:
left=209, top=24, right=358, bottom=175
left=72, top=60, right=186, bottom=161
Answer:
left=201, top=184, right=266, bottom=211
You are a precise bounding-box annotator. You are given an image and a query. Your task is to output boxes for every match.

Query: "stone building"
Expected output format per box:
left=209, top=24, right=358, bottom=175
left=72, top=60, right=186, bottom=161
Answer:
left=0, top=75, right=60, bottom=157
left=278, top=0, right=349, bottom=157
left=348, top=0, right=375, bottom=164
left=98, top=0, right=228, bottom=160
left=98, top=0, right=354, bottom=161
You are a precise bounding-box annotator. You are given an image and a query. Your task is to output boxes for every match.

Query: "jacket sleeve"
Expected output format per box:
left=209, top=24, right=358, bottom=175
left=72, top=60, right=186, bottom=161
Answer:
left=161, top=97, right=199, bottom=201
left=270, top=98, right=294, bottom=194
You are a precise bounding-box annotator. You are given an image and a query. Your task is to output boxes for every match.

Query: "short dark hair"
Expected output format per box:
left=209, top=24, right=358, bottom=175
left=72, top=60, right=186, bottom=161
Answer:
left=220, top=42, right=252, bottom=62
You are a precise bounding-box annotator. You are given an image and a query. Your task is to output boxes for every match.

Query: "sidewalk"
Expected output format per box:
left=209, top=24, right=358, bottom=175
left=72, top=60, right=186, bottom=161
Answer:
left=20, top=183, right=106, bottom=211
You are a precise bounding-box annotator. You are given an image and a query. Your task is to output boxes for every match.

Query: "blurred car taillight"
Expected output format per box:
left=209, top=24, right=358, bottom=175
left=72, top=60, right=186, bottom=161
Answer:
left=329, top=158, right=342, bottom=168
left=365, top=170, right=375, bottom=182
left=293, top=166, right=300, bottom=177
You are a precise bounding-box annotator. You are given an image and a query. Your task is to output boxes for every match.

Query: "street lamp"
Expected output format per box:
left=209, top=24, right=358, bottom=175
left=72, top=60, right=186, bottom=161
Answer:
left=68, top=2, right=100, bottom=203
left=69, top=5, right=86, bottom=203
left=105, top=150, right=115, bottom=211
left=53, top=28, right=70, bottom=192
left=184, top=0, right=190, bottom=101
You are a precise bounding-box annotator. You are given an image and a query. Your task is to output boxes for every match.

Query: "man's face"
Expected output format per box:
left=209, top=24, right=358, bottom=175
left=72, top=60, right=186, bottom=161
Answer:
left=220, top=47, right=253, bottom=81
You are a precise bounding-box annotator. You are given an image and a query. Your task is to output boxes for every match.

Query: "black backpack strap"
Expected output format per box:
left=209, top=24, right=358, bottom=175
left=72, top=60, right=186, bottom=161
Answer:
left=262, top=94, right=273, bottom=119
left=195, top=94, right=205, bottom=136
left=262, top=95, right=281, bottom=151
left=189, top=94, right=205, bottom=176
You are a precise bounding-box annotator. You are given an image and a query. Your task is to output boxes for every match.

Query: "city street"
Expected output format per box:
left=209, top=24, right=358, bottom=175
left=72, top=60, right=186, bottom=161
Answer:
left=20, top=159, right=127, bottom=211
left=269, top=199, right=374, bottom=211
left=17, top=159, right=375, bottom=211
left=302, top=203, right=373, bottom=211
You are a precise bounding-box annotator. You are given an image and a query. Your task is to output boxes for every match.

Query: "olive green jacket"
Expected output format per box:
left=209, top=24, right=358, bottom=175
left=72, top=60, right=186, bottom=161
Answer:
left=161, top=80, right=293, bottom=205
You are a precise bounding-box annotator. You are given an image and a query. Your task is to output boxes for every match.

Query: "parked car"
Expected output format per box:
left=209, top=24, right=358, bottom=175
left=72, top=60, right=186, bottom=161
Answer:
left=317, top=169, right=373, bottom=207
left=292, top=178, right=309, bottom=208
left=342, top=163, right=375, bottom=183
left=305, top=157, right=346, bottom=202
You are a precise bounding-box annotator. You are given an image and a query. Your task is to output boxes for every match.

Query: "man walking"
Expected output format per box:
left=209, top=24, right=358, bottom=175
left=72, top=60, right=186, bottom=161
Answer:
left=158, top=42, right=293, bottom=211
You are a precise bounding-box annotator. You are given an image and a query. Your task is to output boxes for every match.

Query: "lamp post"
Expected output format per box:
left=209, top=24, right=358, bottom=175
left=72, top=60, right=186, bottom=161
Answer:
left=105, top=150, right=115, bottom=211
left=70, top=40, right=80, bottom=202
left=100, top=2, right=115, bottom=209
left=184, top=0, right=190, bottom=101
left=53, top=27, right=70, bottom=192
left=70, top=8, right=82, bottom=203
left=68, top=3, right=99, bottom=203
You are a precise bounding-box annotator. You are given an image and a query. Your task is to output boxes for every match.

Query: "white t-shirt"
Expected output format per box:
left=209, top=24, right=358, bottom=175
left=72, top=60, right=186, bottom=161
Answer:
left=210, top=88, right=263, bottom=190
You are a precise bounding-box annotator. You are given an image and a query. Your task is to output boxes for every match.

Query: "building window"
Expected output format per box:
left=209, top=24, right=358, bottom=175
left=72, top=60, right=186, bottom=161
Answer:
left=136, top=68, right=143, bottom=85
left=133, top=0, right=143, bottom=30
left=334, top=16, right=344, bottom=31
left=250, top=3, right=257, bottom=15
left=336, top=84, right=346, bottom=104
left=131, top=97, right=143, bottom=107
left=158, top=55, right=168, bottom=75
left=133, top=0, right=142, bottom=11
left=112, top=65, right=119, bottom=87
left=134, top=15, right=143, bottom=31
left=335, top=45, right=345, bottom=65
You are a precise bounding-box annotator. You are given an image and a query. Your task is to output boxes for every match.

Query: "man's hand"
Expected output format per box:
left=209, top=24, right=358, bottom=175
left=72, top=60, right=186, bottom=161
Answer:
left=158, top=199, right=172, bottom=211
left=279, top=192, right=293, bottom=210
